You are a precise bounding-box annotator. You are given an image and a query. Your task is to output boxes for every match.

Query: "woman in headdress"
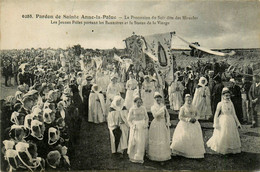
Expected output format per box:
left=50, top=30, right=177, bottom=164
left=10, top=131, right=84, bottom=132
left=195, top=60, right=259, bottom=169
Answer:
left=207, top=87, right=242, bottom=155
left=25, top=120, right=46, bottom=157
left=148, top=92, right=171, bottom=162
left=168, top=73, right=184, bottom=111
left=192, top=77, right=212, bottom=120
left=9, top=125, right=27, bottom=143
left=127, top=96, right=149, bottom=164
left=2, top=140, right=19, bottom=171
left=15, top=142, right=45, bottom=171
left=107, top=96, right=129, bottom=155
left=47, top=127, right=61, bottom=151
left=170, top=94, right=205, bottom=158
left=102, top=70, right=111, bottom=92
left=88, top=84, right=106, bottom=123
left=124, top=72, right=138, bottom=110
left=141, top=75, right=155, bottom=112
left=106, top=75, right=121, bottom=112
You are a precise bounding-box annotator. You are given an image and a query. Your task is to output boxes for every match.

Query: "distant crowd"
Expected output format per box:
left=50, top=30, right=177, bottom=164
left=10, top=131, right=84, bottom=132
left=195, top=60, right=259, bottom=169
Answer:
left=1, top=48, right=259, bottom=170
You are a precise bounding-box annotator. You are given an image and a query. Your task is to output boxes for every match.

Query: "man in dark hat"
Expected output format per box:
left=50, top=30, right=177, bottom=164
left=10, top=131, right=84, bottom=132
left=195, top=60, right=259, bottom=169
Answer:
left=82, top=76, right=93, bottom=121
left=212, top=58, right=220, bottom=76
left=249, top=74, right=260, bottom=128
left=241, top=76, right=252, bottom=124
left=229, top=78, right=243, bottom=123
left=3, top=60, right=12, bottom=87
left=211, top=74, right=224, bottom=115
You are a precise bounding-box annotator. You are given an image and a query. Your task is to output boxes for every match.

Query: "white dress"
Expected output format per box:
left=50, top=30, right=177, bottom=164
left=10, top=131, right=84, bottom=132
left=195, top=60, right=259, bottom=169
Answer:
left=168, top=81, right=184, bottom=111
left=170, top=104, right=205, bottom=158
left=207, top=100, right=241, bottom=154
left=106, top=83, right=121, bottom=103
left=141, top=81, right=155, bottom=112
left=88, top=91, right=106, bottom=123
left=124, top=79, right=138, bottom=110
left=107, top=108, right=129, bottom=153
left=127, top=106, right=149, bottom=163
left=148, top=103, right=171, bottom=161
left=192, top=85, right=212, bottom=120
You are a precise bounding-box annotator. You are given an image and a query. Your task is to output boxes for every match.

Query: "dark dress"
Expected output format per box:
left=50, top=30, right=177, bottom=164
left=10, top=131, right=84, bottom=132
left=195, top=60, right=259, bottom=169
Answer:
left=18, top=72, right=31, bottom=86
left=82, top=84, right=93, bottom=121
left=25, top=134, right=47, bottom=158
left=211, top=82, right=224, bottom=115
left=229, top=85, right=243, bottom=123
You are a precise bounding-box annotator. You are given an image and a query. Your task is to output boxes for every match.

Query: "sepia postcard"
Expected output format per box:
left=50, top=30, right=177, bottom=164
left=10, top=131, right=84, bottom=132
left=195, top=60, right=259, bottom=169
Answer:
left=0, top=0, right=259, bottom=171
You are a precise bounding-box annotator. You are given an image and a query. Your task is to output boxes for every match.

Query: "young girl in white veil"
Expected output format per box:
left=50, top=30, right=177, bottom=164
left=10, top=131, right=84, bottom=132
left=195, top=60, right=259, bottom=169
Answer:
left=207, top=87, right=242, bottom=155
left=170, top=94, right=205, bottom=159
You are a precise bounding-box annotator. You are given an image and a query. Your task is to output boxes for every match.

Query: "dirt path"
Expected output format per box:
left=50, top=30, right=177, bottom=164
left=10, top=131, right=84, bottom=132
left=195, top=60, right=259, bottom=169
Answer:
left=71, top=119, right=260, bottom=171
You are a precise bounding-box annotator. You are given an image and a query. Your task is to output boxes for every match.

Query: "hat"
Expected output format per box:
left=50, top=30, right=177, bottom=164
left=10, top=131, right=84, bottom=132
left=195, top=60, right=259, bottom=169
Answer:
left=209, top=70, right=214, bottom=75
left=230, top=78, right=236, bottom=83
left=86, top=75, right=93, bottom=81
left=70, top=77, right=76, bottom=82
left=10, top=112, right=20, bottom=125
left=48, top=127, right=60, bottom=145
left=144, top=75, right=149, bottom=79
left=15, top=91, right=23, bottom=98
left=24, top=114, right=33, bottom=129
left=198, top=77, right=208, bottom=87
left=17, top=85, right=26, bottom=92
left=63, top=87, right=71, bottom=95
left=91, top=84, right=101, bottom=93
left=222, top=87, right=231, bottom=95
left=139, top=72, right=144, bottom=77
left=58, top=78, right=63, bottom=82
left=154, top=92, right=162, bottom=98
left=5, top=96, right=15, bottom=103
left=9, top=125, right=25, bottom=140
left=185, top=94, right=191, bottom=98
left=22, top=95, right=34, bottom=104
left=64, top=75, right=69, bottom=81
left=46, top=151, right=61, bottom=167
left=15, top=142, right=29, bottom=152
left=31, top=119, right=42, bottom=128
left=31, top=120, right=43, bottom=140
left=3, top=140, right=15, bottom=150
left=23, top=90, right=38, bottom=98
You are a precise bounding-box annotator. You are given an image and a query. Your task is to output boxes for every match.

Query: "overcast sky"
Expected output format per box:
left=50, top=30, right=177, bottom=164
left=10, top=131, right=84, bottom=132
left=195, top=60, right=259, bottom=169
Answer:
left=1, top=0, right=259, bottom=50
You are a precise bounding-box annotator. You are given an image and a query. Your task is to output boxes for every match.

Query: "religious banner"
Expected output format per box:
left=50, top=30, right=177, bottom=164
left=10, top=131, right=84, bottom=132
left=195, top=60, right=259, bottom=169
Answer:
left=143, top=32, right=175, bottom=84
left=124, top=33, right=175, bottom=84
left=124, top=34, right=146, bottom=69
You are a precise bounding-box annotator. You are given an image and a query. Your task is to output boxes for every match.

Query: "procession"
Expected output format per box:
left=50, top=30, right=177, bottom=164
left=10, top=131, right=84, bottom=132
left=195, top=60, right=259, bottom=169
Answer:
left=1, top=30, right=260, bottom=171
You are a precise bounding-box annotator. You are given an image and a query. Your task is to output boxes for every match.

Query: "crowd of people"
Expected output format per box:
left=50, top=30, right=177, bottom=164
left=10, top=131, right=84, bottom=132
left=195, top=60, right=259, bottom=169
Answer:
left=1, top=48, right=259, bottom=170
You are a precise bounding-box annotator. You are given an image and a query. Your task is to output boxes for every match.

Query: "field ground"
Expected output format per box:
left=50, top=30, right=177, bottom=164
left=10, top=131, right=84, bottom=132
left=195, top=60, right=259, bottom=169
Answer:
left=70, top=119, right=260, bottom=171
left=1, top=77, right=260, bottom=171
